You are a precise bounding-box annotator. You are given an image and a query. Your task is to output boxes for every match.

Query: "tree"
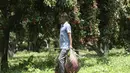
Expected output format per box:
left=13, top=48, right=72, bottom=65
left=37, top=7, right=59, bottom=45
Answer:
left=0, top=0, right=80, bottom=70
left=97, top=0, right=120, bottom=56
left=118, top=0, right=130, bottom=52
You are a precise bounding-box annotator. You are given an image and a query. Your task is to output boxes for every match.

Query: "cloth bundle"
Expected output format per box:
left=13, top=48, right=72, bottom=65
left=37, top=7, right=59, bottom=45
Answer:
left=65, top=49, right=80, bottom=73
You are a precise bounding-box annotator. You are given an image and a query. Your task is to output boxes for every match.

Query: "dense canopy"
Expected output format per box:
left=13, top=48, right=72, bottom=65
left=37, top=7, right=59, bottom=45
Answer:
left=0, top=0, right=130, bottom=72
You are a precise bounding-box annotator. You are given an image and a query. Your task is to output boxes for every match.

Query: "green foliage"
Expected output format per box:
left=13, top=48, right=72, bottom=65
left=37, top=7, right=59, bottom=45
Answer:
left=117, top=0, right=130, bottom=50
left=56, top=0, right=77, bottom=8
left=81, top=0, right=99, bottom=36
left=44, top=0, right=56, bottom=7
left=43, top=0, right=78, bottom=8
left=65, top=0, right=77, bottom=8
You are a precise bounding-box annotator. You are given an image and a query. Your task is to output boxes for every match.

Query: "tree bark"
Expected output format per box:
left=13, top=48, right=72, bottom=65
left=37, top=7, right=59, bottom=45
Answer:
left=0, top=30, right=5, bottom=72
left=0, top=8, right=10, bottom=71
left=1, top=28, right=10, bottom=71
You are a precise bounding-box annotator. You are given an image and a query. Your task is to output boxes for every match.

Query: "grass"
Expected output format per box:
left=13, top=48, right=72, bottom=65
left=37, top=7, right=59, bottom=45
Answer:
left=5, top=48, right=130, bottom=73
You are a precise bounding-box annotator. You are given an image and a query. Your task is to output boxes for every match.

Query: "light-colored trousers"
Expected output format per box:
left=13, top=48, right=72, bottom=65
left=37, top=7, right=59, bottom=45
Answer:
left=58, top=49, right=69, bottom=73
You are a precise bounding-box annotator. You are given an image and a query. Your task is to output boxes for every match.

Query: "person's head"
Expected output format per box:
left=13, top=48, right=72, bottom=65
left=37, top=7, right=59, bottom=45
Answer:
left=59, top=12, right=69, bottom=24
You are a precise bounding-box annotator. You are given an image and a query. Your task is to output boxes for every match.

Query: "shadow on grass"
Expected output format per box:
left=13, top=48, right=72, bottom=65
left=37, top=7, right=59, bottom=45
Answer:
left=7, top=54, right=56, bottom=73
left=80, top=53, right=98, bottom=58
left=79, top=58, right=95, bottom=68
left=8, top=53, right=96, bottom=73
left=78, top=53, right=98, bottom=68
left=96, top=57, right=110, bottom=65
left=79, top=53, right=110, bottom=66
left=109, top=52, right=126, bottom=57
left=11, top=55, right=47, bottom=59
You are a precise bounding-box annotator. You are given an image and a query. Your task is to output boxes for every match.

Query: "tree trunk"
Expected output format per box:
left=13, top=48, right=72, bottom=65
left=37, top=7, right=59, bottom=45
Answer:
left=1, top=28, right=10, bottom=71
left=0, top=8, right=10, bottom=71
left=98, top=0, right=110, bottom=56
left=0, top=30, right=5, bottom=72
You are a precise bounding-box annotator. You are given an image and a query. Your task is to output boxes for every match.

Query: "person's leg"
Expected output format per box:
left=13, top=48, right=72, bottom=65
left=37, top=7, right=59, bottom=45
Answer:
left=58, top=49, right=68, bottom=73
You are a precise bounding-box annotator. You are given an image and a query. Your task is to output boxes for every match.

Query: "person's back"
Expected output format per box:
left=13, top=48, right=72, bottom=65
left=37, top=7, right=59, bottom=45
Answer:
left=60, top=21, right=71, bottom=50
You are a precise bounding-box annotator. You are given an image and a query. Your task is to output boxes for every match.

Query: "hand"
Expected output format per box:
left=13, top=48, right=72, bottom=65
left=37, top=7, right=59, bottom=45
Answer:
left=70, top=45, right=73, bottom=49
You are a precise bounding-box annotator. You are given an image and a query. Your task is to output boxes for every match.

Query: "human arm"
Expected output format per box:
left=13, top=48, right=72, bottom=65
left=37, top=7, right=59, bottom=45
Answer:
left=68, top=32, right=73, bottom=49
left=66, top=22, right=73, bottom=49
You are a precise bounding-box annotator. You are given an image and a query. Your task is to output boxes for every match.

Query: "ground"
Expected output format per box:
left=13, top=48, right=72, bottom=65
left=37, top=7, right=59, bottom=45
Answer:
left=4, top=48, right=130, bottom=73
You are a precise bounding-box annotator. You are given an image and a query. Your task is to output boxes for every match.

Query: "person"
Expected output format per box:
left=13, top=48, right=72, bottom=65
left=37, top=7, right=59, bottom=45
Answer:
left=58, top=12, right=73, bottom=73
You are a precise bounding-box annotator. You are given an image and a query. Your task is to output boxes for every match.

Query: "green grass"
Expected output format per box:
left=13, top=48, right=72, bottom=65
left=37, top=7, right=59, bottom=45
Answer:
left=5, top=48, right=130, bottom=73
